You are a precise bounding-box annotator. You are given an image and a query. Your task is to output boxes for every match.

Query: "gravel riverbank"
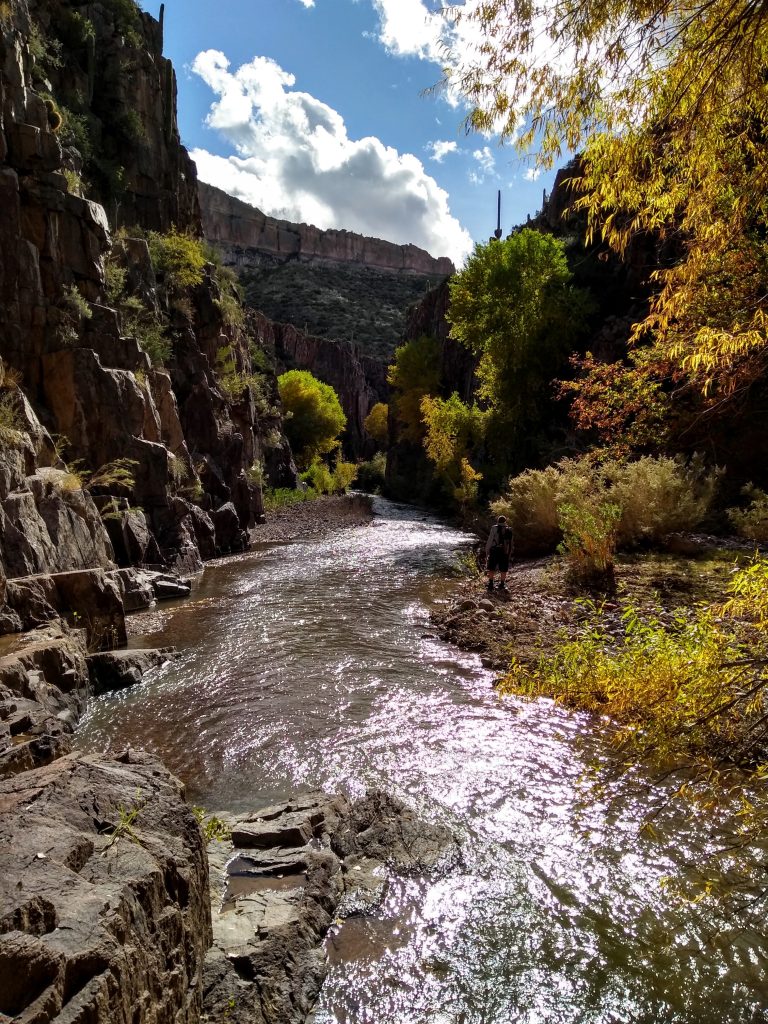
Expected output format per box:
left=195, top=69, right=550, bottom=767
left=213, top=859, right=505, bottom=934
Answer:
left=251, top=493, right=374, bottom=544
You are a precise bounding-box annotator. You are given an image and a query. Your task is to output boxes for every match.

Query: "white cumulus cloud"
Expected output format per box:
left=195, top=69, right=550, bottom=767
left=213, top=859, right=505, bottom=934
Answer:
left=189, top=50, right=471, bottom=264
left=426, top=139, right=458, bottom=163
left=523, top=167, right=542, bottom=181
left=473, top=146, right=496, bottom=174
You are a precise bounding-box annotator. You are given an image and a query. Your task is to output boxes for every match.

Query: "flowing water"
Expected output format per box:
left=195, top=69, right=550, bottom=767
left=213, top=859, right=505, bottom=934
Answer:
left=76, top=498, right=768, bottom=1024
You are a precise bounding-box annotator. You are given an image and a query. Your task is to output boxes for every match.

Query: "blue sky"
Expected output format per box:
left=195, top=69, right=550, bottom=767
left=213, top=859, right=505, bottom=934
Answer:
left=138, top=0, right=558, bottom=265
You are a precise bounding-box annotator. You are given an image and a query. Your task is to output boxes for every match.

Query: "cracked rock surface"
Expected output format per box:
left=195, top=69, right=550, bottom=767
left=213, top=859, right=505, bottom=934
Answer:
left=202, top=790, right=456, bottom=1024
left=0, top=749, right=211, bottom=1024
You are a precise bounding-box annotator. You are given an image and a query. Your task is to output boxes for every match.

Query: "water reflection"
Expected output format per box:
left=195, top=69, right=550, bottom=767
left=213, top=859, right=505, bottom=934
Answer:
left=76, top=497, right=768, bottom=1023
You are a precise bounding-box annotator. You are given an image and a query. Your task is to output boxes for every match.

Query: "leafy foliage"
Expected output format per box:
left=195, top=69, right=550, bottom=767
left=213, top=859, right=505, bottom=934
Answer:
left=215, top=345, right=275, bottom=412
left=493, top=455, right=718, bottom=554
left=558, top=500, right=621, bottom=584
left=557, top=350, right=673, bottom=457
left=387, top=335, right=441, bottom=443
left=499, top=557, right=768, bottom=767
left=729, top=486, right=768, bottom=544
left=447, top=230, right=591, bottom=431
left=356, top=452, right=387, bottom=494
left=363, top=402, right=389, bottom=448
left=420, top=393, right=485, bottom=510
left=443, top=0, right=768, bottom=397
left=192, top=806, right=231, bottom=843
left=147, top=230, right=206, bottom=292
left=278, top=370, right=346, bottom=470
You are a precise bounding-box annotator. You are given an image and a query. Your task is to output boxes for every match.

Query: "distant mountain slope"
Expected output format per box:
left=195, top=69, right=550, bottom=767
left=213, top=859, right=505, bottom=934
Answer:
left=199, top=183, right=454, bottom=361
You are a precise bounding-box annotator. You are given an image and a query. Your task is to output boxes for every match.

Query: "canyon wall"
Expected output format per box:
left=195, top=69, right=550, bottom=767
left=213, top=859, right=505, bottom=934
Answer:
left=250, top=312, right=388, bottom=461
left=199, top=182, right=454, bottom=277
left=0, top=0, right=297, bottom=618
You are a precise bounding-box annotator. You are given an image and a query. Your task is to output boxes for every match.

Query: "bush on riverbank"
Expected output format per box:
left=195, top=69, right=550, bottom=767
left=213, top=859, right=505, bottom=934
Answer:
left=492, top=454, right=719, bottom=557
left=355, top=452, right=386, bottom=493
left=499, top=556, right=768, bottom=766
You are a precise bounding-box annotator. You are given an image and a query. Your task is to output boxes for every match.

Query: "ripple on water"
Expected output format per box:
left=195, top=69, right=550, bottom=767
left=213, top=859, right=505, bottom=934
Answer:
left=76, top=497, right=768, bottom=1023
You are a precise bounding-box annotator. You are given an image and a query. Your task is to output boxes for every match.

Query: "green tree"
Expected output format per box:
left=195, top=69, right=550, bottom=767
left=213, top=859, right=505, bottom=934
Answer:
left=387, top=335, right=441, bottom=443
left=363, top=402, right=389, bottom=448
left=447, top=230, right=591, bottom=430
left=277, top=370, right=346, bottom=470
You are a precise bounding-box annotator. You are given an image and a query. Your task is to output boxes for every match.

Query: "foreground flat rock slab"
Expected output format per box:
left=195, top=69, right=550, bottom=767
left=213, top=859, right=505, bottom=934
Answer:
left=202, top=790, right=456, bottom=1024
left=0, top=750, right=211, bottom=1024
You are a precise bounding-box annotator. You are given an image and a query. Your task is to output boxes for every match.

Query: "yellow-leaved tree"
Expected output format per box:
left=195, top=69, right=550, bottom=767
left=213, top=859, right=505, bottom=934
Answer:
left=444, top=0, right=768, bottom=395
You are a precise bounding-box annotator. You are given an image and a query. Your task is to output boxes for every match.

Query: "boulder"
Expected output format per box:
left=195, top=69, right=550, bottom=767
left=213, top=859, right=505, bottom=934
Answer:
left=0, top=750, right=211, bottom=1024
left=213, top=501, right=246, bottom=553
left=110, top=567, right=156, bottom=612
left=86, top=647, right=177, bottom=694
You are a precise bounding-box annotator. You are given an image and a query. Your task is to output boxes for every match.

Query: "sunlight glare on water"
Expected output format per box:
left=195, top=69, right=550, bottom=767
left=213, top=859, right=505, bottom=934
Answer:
left=76, top=497, right=768, bottom=1024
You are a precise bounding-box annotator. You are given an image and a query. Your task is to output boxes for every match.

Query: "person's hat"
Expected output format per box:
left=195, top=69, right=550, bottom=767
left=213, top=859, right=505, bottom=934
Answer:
left=497, top=515, right=507, bottom=524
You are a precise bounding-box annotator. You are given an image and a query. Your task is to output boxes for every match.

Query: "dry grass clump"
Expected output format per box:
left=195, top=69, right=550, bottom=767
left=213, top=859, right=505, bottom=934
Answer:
left=0, top=358, right=23, bottom=441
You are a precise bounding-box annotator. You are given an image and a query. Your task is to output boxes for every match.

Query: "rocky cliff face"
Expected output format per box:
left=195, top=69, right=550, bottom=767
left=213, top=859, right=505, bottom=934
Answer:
left=0, top=749, right=211, bottom=1024
left=0, top=0, right=297, bottom=632
left=199, top=183, right=451, bottom=364
left=200, top=182, right=454, bottom=277
left=249, top=312, right=388, bottom=461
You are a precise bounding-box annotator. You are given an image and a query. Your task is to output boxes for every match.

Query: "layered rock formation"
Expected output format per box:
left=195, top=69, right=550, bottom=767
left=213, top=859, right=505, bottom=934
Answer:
left=200, top=183, right=454, bottom=277
left=203, top=790, right=455, bottom=1024
left=0, top=0, right=298, bottom=636
left=0, top=749, right=211, bottom=1024
left=199, top=184, right=455, bottom=453
left=249, top=312, right=388, bottom=461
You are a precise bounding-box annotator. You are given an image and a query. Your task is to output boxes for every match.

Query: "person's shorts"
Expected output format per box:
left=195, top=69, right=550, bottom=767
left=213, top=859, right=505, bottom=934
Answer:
left=487, top=546, right=510, bottom=572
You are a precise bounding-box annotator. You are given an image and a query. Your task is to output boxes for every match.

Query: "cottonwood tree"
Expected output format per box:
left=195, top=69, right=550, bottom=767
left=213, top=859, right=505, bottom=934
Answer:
left=447, top=229, right=591, bottom=433
left=277, top=370, right=346, bottom=470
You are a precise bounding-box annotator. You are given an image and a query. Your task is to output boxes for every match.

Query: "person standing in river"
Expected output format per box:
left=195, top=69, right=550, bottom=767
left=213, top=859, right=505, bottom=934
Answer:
left=485, top=515, right=514, bottom=591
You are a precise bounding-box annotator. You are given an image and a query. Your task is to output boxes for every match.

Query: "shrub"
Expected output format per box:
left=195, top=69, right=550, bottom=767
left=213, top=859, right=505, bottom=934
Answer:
left=332, top=460, right=357, bottom=493
left=246, top=460, right=265, bottom=487
left=301, top=460, right=334, bottom=495
left=215, top=346, right=271, bottom=406
left=85, top=458, right=137, bottom=494
left=356, top=452, right=387, bottom=493
left=62, top=284, right=92, bottom=321
left=122, top=297, right=171, bottom=366
left=729, top=485, right=768, bottom=544
left=558, top=500, right=621, bottom=583
left=215, top=292, right=245, bottom=330
left=493, top=454, right=719, bottom=555
left=147, top=230, right=206, bottom=292
left=499, top=557, right=768, bottom=766
left=249, top=342, right=275, bottom=373
left=62, top=169, right=82, bottom=195
left=0, top=392, right=21, bottom=441
left=607, top=455, right=719, bottom=545
left=492, top=459, right=595, bottom=553
left=59, top=108, right=93, bottom=160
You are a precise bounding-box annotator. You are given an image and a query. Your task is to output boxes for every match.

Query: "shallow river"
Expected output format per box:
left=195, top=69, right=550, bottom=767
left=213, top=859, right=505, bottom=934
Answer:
left=77, top=498, right=768, bottom=1024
